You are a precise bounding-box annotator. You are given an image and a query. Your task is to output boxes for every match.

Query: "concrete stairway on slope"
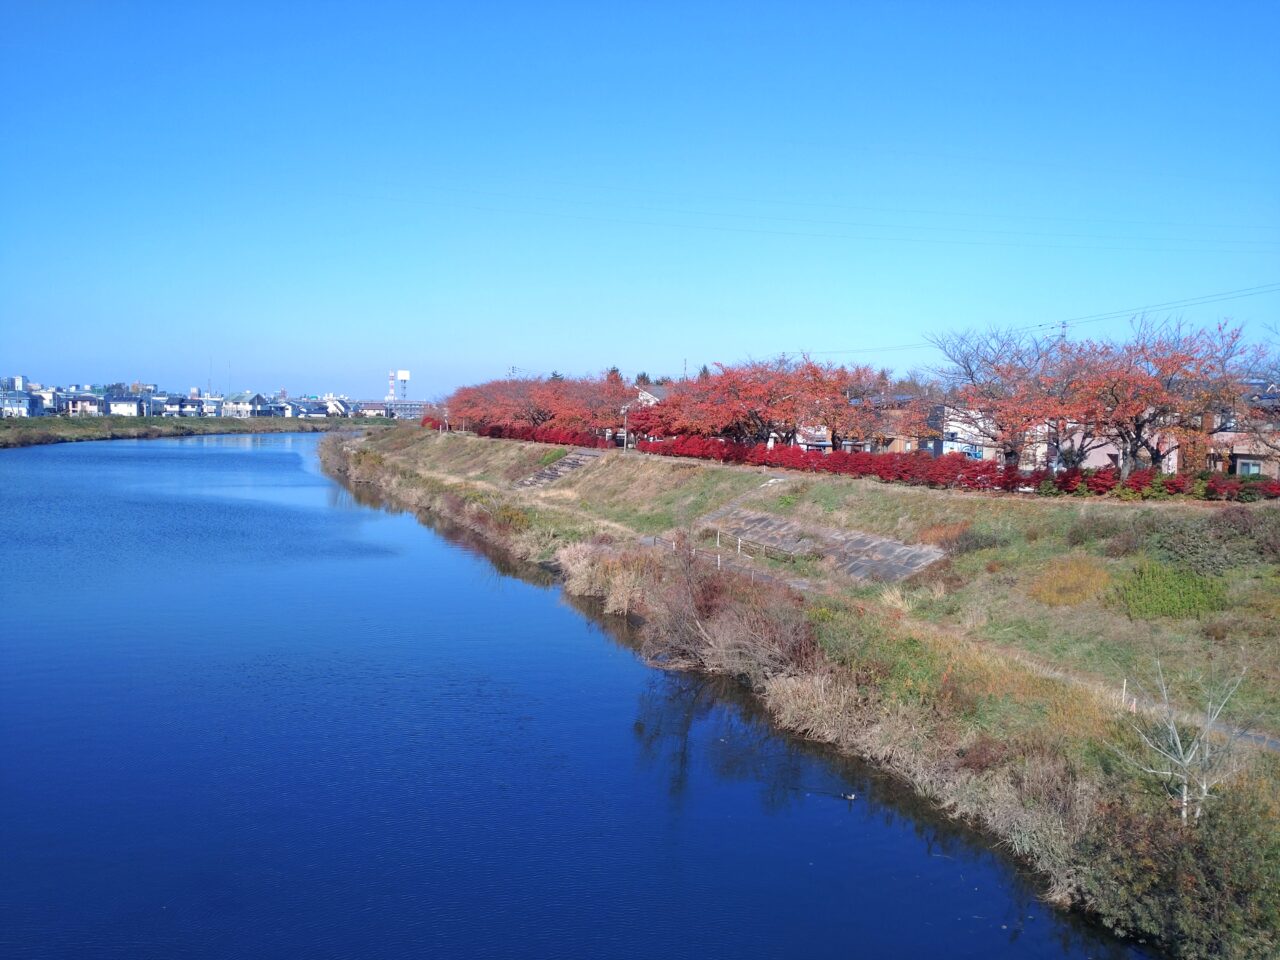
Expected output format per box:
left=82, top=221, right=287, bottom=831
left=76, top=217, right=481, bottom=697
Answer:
left=699, top=505, right=944, bottom=582
left=514, top=448, right=605, bottom=489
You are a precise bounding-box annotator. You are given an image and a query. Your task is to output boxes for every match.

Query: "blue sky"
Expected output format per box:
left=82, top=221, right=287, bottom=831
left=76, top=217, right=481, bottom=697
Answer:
left=2, top=1, right=1277, bottom=398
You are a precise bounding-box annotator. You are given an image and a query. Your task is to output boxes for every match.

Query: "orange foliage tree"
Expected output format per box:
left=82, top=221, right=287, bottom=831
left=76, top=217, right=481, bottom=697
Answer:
left=1071, top=320, right=1252, bottom=477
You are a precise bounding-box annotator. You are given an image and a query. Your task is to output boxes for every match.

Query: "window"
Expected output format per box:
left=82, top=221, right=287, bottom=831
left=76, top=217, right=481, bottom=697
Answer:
left=1238, top=460, right=1262, bottom=476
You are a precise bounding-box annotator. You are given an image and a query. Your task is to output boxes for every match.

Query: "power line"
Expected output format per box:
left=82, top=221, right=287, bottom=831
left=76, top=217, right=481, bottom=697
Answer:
left=381, top=173, right=1280, bottom=232
left=401, top=183, right=1280, bottom=246
left=337, top=191, right=1276, bottom=255
left=802, top=281, right=1280, bottom=356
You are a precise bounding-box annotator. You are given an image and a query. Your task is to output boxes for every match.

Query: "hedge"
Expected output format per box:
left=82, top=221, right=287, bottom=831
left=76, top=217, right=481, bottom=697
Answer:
left=632, top=437, right=1280, bottom=502
left=437, top=424, right=1280, bottom=501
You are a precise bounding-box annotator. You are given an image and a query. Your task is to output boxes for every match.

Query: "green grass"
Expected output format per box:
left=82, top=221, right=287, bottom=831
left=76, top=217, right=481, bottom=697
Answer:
left=0, top=415, right=377, bottom=447
left=554, top=455, right=763, bottom=534
left=1108, top=559, right=1228, bottom=620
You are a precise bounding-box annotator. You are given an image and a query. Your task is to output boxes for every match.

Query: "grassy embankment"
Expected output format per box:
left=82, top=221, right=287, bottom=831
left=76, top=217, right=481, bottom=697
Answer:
left=325, top=426, right=1280, bottom=960
left=0, top=415, right=392, bottom=448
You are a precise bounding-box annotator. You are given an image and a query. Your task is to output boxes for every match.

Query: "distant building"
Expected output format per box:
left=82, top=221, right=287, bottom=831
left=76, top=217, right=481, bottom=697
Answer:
left=162, top=394, right=199, bottom=417
left=106, top=396, right=144, bottom=417
left=269, top=399, right=329, bottom=419
left=1, top=375, right=29, bottom=392
left=65, top=394, right=103, bottom=417
left=0, top=390, right=42, bottom=417
left=223, top=392, right=269, bottom=418
left=354, top=401, right=388, bottom=417
left=635, top=384, right=669, bottom=406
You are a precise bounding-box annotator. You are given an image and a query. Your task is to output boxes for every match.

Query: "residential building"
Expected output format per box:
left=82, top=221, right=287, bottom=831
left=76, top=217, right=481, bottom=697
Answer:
left=1206, top=389, right=1280, bottom=479
left=106, top=396, right=144, bottom=417
left=162, top=396, right=206, bottom=417
left=65, top=394, right=103, bottom=417
left=223, top=392, right=269, bottom=418
left=0, top=390, right=43, bottom=417
left=635, top=384, right=670, bottom=407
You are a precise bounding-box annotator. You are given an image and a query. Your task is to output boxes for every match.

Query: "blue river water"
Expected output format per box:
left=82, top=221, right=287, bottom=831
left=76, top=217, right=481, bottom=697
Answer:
left=0, top=435, right=1147, bottom=959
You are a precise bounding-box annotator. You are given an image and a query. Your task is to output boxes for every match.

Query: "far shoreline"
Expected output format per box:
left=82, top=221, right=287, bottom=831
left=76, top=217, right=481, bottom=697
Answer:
left=0, top=415, right=395, bottom=449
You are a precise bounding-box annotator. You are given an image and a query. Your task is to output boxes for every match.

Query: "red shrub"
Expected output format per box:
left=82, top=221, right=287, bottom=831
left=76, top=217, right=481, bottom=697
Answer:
left=1124, top=468, right=1156, bottom=492
left=1055, top=470, right=1084, bottom=493
left=1084, top=468, right=1119, bottom=495
left=490, top=429, right=1240, bottom=505
left=1206, top=475, right=1243, bottom=501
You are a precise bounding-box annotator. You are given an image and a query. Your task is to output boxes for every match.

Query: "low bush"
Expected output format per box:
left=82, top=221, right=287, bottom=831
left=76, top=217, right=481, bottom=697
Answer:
left=1108, top=559, right=1228, bottom=620
left=1065, top=512, right=1127, bottom=546
left=480, top=424, right=613, bottom=449
left=946, top=528, right=1010, bottom=554
left=1079, top=789, right=1280, bottom=960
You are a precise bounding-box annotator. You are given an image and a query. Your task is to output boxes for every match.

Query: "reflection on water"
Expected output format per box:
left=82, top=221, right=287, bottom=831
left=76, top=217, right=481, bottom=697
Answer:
left=0, top=435, right=1148, bottom=959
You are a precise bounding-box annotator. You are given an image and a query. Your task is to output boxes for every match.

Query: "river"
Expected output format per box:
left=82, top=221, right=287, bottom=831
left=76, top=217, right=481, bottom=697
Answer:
left=0, top=434, right=1147, bottom=959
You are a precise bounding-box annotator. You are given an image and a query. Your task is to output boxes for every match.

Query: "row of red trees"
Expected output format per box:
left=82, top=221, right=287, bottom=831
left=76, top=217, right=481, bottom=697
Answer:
left=439, top=320, right=1278, bottom=480
left=928, top=319, right=1271, bottom=476
left=633, top=438, right=1280, bottom=500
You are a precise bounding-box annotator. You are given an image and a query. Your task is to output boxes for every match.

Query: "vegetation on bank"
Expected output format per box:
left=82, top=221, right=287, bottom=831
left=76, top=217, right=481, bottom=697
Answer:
left=0, top=415, right=392, bottom=448
left=634, top=436, right=1280, bottom=502
left=324, top=427, right=1280, bottom=959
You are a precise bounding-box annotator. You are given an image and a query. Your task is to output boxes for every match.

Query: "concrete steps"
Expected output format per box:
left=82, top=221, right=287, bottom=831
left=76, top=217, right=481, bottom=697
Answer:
left=699, top=506, right=943, bottom=582
left=514, top=448, right=605, bottom=489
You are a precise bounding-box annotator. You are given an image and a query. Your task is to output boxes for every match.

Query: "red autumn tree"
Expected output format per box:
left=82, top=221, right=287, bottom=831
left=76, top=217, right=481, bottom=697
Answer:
left=447, top=377, right=552, bottom=431
left=929, top=329, right=1056, bottom=467
left=792, top=358, right=893, bottom=450
left=1072, top=319, right=1251, bottom=477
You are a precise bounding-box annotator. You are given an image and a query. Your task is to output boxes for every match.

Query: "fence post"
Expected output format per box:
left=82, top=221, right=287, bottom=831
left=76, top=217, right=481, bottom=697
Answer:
left=737, top=537, right=742, bottom=555
left=717, top=554, right=721, bottom=570
left=716, top=529, right=721, bottom=548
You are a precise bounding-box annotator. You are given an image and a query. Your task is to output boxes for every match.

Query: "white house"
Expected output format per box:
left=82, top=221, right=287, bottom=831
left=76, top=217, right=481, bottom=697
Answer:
left=223, top=392, right=268, bottom=418
left=106, top=397, right=144, bottom=417
left=634, top=384, right=670, bottom=407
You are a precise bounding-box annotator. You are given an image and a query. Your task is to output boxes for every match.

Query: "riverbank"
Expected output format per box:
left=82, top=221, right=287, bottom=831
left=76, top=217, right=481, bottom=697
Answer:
left=0, top=415, right=393, bottom=448
left=321, top=427, right=1280, bottom=960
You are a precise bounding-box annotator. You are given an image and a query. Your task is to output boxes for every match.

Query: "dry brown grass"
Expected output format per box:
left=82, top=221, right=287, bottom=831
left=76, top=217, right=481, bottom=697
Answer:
left=1026, top=554, right=1112, bottom=607
left=917, top=521, right=971, bottom=545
